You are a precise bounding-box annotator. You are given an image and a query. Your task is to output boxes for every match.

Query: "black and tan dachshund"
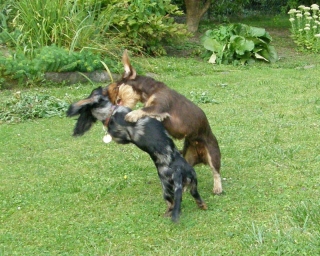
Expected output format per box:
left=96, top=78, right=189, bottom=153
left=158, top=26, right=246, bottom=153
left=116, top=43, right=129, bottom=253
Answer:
left=67, top=86, right=207, bottom=222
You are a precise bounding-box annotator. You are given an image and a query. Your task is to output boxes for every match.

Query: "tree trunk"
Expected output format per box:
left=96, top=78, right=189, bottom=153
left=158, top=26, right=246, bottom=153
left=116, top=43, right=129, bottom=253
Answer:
left=184, top=0, right=211, bottom=33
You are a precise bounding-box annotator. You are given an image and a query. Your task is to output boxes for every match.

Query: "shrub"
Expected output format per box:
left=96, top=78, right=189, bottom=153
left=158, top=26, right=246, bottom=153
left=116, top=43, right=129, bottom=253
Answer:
left=100, top=0, right=189, bottom=55
left=288, top=4, right=320, bottom=52
left=201, top=23, right=278, bottom=65
left=0, top=45, right=121, bottom=84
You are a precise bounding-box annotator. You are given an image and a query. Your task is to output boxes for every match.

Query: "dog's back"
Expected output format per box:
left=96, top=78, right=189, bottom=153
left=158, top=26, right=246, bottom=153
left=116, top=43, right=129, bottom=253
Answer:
left=109, top=107, right=175, bottom=158
left=126, top=77, right=211, bottom=139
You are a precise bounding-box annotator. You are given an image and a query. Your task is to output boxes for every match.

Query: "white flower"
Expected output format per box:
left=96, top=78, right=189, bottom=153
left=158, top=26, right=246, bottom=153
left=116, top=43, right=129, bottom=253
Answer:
left=311, top=4, right=319, bottom=10
left=306, top=16, right=313, bottom=20
left=313, top=15, right=318, bottom=19
left=296, top=13, right=303, bottom=18
left=305, top=23, right=310, bottom=26
left=299, top=29, right=303, bottom=32
left=298, top=5, right=306, bottom=10
left=304, top=11, right=311, bottom=16
left=304, top=27, right=311, bottom=31
left=289, top=18, right=295, bottom=22
left=304, top=7, right=311, bottom=11
left=315, top=33, right=320, bottom=38
left=288, top=9, right=297, bottom=14
left=313, top=25, right=317, bottom=29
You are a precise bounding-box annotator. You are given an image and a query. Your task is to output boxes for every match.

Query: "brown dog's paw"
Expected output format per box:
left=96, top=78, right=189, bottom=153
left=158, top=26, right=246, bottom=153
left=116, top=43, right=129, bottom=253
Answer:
left=125, top=109, right=144, bottom=122
left=213, top=178, right=223, bottom=195
left=213, top=187, right=223, bottom=195
left=152, top=112, right=170, bottom=121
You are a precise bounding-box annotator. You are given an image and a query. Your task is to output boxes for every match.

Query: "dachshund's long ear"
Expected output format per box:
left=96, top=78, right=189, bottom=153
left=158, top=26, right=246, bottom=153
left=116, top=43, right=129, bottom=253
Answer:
left=122, top=49, right=136, bottom=80
left=66, top=87, right=102, bottom=117
left=72, top=106, right=97, bottom=136
left=66, top=87, right=102, bottom=136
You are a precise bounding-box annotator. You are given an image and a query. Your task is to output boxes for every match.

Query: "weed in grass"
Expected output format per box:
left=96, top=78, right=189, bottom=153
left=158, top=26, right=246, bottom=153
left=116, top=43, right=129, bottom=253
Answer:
left=251, top=222, right=265, bottom=245
left=189, top=90, right=219, bottom=104
left=291, top=200, right=320, bottom=230
left=0, top=91, right=69, bottom=123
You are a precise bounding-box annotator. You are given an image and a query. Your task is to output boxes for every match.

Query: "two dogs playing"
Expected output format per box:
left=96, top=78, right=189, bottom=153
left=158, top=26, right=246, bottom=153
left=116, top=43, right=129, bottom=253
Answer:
left=67, top=51, right=222, bottom=222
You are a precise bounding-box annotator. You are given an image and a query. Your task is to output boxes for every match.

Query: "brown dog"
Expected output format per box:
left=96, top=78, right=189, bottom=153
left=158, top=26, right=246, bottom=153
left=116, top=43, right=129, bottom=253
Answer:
left=107, top=50, right=222, bottom=194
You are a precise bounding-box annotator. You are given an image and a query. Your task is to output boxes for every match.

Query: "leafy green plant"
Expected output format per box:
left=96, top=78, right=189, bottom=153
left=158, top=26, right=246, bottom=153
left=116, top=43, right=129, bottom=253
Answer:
left=201, top=23, right=278, bottom=65
left=0, top=91, right=69, bottom=123
left=288, top=4, right=320, bottom=52
left=100, top=0, right=189, bottom=55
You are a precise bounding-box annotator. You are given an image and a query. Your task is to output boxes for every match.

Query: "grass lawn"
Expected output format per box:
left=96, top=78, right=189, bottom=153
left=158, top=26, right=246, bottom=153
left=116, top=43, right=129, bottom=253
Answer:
left=1, top=16, right=320, bottom=255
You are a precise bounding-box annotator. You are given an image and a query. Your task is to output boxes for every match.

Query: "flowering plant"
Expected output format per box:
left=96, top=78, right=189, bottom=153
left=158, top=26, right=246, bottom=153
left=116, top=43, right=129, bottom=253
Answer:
left=288, top=4, right=320, bottom=52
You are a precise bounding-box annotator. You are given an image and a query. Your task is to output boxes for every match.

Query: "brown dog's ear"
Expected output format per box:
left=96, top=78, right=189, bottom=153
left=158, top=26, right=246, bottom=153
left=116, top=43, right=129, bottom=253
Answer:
left=105, top=83, right=118, bottom=104
left=122, top=49, right=136, bottom=80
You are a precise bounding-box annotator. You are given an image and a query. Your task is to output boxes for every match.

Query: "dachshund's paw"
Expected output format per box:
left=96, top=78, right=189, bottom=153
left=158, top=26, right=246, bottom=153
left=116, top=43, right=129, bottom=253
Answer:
left=197, top=201, right=208, bottom=210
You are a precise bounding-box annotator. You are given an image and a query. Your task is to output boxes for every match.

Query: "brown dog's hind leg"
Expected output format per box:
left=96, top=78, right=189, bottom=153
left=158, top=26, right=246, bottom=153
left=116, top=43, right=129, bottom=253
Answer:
left=183, top=139, right=222, bottom=195
left=182, top=140, right=201, bottom=166
left=204, top=143, right=222, bottom=195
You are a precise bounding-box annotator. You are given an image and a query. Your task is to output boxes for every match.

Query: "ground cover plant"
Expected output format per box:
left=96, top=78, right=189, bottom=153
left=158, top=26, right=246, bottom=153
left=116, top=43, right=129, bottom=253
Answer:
left=1, top=16, right=320, bottom=255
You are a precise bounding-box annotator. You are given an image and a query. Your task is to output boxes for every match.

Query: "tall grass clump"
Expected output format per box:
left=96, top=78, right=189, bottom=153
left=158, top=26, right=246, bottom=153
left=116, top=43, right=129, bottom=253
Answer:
left=288, top=4, right=320, bottom=52
left=10, top=0, right=109, bottom=53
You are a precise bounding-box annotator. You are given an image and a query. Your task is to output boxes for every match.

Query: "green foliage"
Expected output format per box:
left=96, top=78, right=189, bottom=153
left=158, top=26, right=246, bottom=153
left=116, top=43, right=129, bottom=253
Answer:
left=288, top=4, right=320, bottom=52
left=0, top=45, right=120, bottom=84
left=0, top=0, right=188, bottom=57
left=0, top=91, right=68, bottom=123
left=201, top=23, right=278, bottom=65
left=100, top=0, right=189, bottom=55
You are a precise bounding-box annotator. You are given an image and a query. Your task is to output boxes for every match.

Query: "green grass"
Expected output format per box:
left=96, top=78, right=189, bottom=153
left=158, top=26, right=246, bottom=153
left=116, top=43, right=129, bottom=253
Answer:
left=1, top=20, right=320, bottom=255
